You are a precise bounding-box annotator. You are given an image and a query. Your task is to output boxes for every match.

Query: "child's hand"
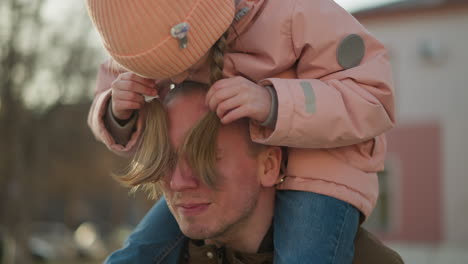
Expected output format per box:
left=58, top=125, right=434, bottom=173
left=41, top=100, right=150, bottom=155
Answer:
left=206, top=76, right=272, bottom=124
left=111, top=72, right=158, bottom=120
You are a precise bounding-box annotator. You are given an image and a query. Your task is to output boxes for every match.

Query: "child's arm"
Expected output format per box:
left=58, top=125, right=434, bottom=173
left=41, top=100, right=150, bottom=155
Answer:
left=251, top=0, right=395, bottom=149
left=87, top=60, right=155, bottom=156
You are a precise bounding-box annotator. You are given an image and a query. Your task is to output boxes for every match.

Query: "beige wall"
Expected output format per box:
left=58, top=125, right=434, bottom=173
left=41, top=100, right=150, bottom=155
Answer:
left=359, top=7, right=468, bottom=245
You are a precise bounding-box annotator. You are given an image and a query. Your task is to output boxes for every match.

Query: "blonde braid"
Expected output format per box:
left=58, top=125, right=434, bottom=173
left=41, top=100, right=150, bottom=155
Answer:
left=209, top=32, right=228, bottom=85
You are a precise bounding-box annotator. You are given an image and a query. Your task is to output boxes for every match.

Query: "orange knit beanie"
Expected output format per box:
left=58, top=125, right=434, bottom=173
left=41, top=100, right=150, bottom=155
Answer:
left=85, top=0, right=235, bottom=79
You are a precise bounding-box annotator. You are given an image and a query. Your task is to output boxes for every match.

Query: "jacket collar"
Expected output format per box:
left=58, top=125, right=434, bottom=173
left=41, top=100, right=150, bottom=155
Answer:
left=154, top=226, right=274, bottom=263
left=154, top=233, right=187, bottom=264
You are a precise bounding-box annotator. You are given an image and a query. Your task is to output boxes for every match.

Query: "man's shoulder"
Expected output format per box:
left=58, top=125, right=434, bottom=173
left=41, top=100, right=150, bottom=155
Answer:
left=354, top=228, right=404, bottom=264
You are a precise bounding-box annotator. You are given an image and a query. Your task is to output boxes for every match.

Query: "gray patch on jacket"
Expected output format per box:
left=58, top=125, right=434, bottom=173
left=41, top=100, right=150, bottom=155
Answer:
left=337, top=34, right=365, bottom=69
left=300, top=81, right=316, bottom=114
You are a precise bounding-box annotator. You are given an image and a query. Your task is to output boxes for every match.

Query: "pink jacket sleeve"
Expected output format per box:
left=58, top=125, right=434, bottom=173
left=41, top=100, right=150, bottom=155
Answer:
left=87, top=60, right=146, bottom=157
left=251, top=0, right=395, bottom=148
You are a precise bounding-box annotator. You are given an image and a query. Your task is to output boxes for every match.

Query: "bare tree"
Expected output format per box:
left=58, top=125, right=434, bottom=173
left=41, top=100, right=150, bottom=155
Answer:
left=0, top=0, right=102, bottom=262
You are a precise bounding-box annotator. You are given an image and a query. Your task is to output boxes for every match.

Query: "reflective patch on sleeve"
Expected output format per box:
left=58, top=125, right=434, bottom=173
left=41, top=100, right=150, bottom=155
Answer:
left=300, top=81, right=316, bottom=114
left=337, top=34, right=365, bottom=69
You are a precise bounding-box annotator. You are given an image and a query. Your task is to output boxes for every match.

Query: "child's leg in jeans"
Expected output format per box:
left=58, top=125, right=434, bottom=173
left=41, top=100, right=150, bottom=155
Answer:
left=105, top=197, right=183, bottom=263
left=274, top=191, right=359, bottom=264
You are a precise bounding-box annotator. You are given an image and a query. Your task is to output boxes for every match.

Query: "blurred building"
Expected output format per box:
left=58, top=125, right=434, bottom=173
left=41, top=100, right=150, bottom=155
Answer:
left=353, top=0, right=468, bottom=262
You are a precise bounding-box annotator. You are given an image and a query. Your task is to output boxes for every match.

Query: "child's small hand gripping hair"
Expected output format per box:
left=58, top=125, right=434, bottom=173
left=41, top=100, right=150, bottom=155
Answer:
left=110, top=72, right=159, bottom=121
left=206, top=76, right=273, bottom=125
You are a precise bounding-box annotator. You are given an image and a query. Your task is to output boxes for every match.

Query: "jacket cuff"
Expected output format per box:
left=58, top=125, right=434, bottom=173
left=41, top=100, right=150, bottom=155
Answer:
left=258, top=85, right=278, bottom=129
left=104, top=100, right=137, bottom=146
left=249, top=78, right=295, bottom=145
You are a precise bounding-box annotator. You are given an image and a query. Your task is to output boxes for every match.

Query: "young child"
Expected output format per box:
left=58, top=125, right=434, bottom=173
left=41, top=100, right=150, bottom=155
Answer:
left=85, top=0, right=395, bottom=263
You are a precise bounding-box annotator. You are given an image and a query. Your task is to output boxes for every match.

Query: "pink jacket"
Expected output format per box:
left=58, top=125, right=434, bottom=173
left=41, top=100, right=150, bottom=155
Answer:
left=88, top=0, right=395, bottom=217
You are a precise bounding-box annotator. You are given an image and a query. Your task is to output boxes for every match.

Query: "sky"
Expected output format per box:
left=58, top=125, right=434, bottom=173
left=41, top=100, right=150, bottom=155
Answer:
left=45, top=0, right=406, bottom=20
left=335, top=0, right=404, bottom=12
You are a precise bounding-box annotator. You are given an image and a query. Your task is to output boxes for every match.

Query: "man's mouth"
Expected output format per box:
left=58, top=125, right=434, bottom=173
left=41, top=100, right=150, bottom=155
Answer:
left=177, top=203, right=210, bottom=216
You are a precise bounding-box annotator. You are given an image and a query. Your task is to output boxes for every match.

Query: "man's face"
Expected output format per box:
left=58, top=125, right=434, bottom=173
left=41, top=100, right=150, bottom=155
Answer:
left=161, top=91, right=263, bottom=240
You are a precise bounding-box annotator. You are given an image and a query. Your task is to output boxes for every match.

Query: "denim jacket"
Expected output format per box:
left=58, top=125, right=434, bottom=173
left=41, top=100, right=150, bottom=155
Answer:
left=105, top=199, right=186, bottom=264
left=105, top=199, right=404, bottom=264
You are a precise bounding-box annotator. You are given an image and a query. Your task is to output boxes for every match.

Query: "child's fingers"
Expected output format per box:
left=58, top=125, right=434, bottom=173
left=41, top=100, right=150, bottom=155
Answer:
left=119, top=72, right=155, bottom=87
left=113, top=90, right=145, bottom=105
left=206, top=86, right=239, bottom=111
left=220, top=105, right=249, bottom=124
left=112, top=99, right=144, bottom=120
left=206, top=83, right=218, bottom=104
left=116, top=72, right=156, bottom=95
left=216, top=96, right=243, bottom=120
left=114, top=100, right=144, bottom=111
left=206, top=78, right=233, bottom=104
left=112, top=79, right=157, bottom=96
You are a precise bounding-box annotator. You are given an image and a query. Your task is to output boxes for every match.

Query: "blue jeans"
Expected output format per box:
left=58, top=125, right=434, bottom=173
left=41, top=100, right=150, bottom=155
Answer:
left=106, top=191, right=359, bottom=264
left=274, top=191, right=359, bottom=264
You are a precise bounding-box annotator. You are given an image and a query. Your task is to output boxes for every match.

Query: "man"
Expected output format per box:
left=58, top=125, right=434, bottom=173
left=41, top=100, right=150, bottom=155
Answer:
left=106, top=82, right=403, bottom=264
left=162, top=82, right=282, bottom=263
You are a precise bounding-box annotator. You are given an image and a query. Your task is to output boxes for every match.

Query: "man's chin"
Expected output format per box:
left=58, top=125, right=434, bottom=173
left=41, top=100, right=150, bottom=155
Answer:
left=179, top=224, right=214, bottom=240
left=176, top=217, right=224, bottom=240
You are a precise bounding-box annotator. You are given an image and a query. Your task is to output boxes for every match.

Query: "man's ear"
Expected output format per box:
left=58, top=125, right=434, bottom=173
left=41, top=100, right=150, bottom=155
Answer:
left=259, top=146, right=282, bottom=187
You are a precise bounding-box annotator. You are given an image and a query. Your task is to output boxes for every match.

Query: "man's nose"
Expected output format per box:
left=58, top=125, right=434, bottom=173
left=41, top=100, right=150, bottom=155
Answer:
left=169, top=160, right=199, bottom=191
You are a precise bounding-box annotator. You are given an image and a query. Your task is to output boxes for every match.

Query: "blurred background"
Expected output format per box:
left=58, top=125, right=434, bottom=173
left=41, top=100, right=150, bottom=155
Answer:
left=0, top=0, right=467, bottom=263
